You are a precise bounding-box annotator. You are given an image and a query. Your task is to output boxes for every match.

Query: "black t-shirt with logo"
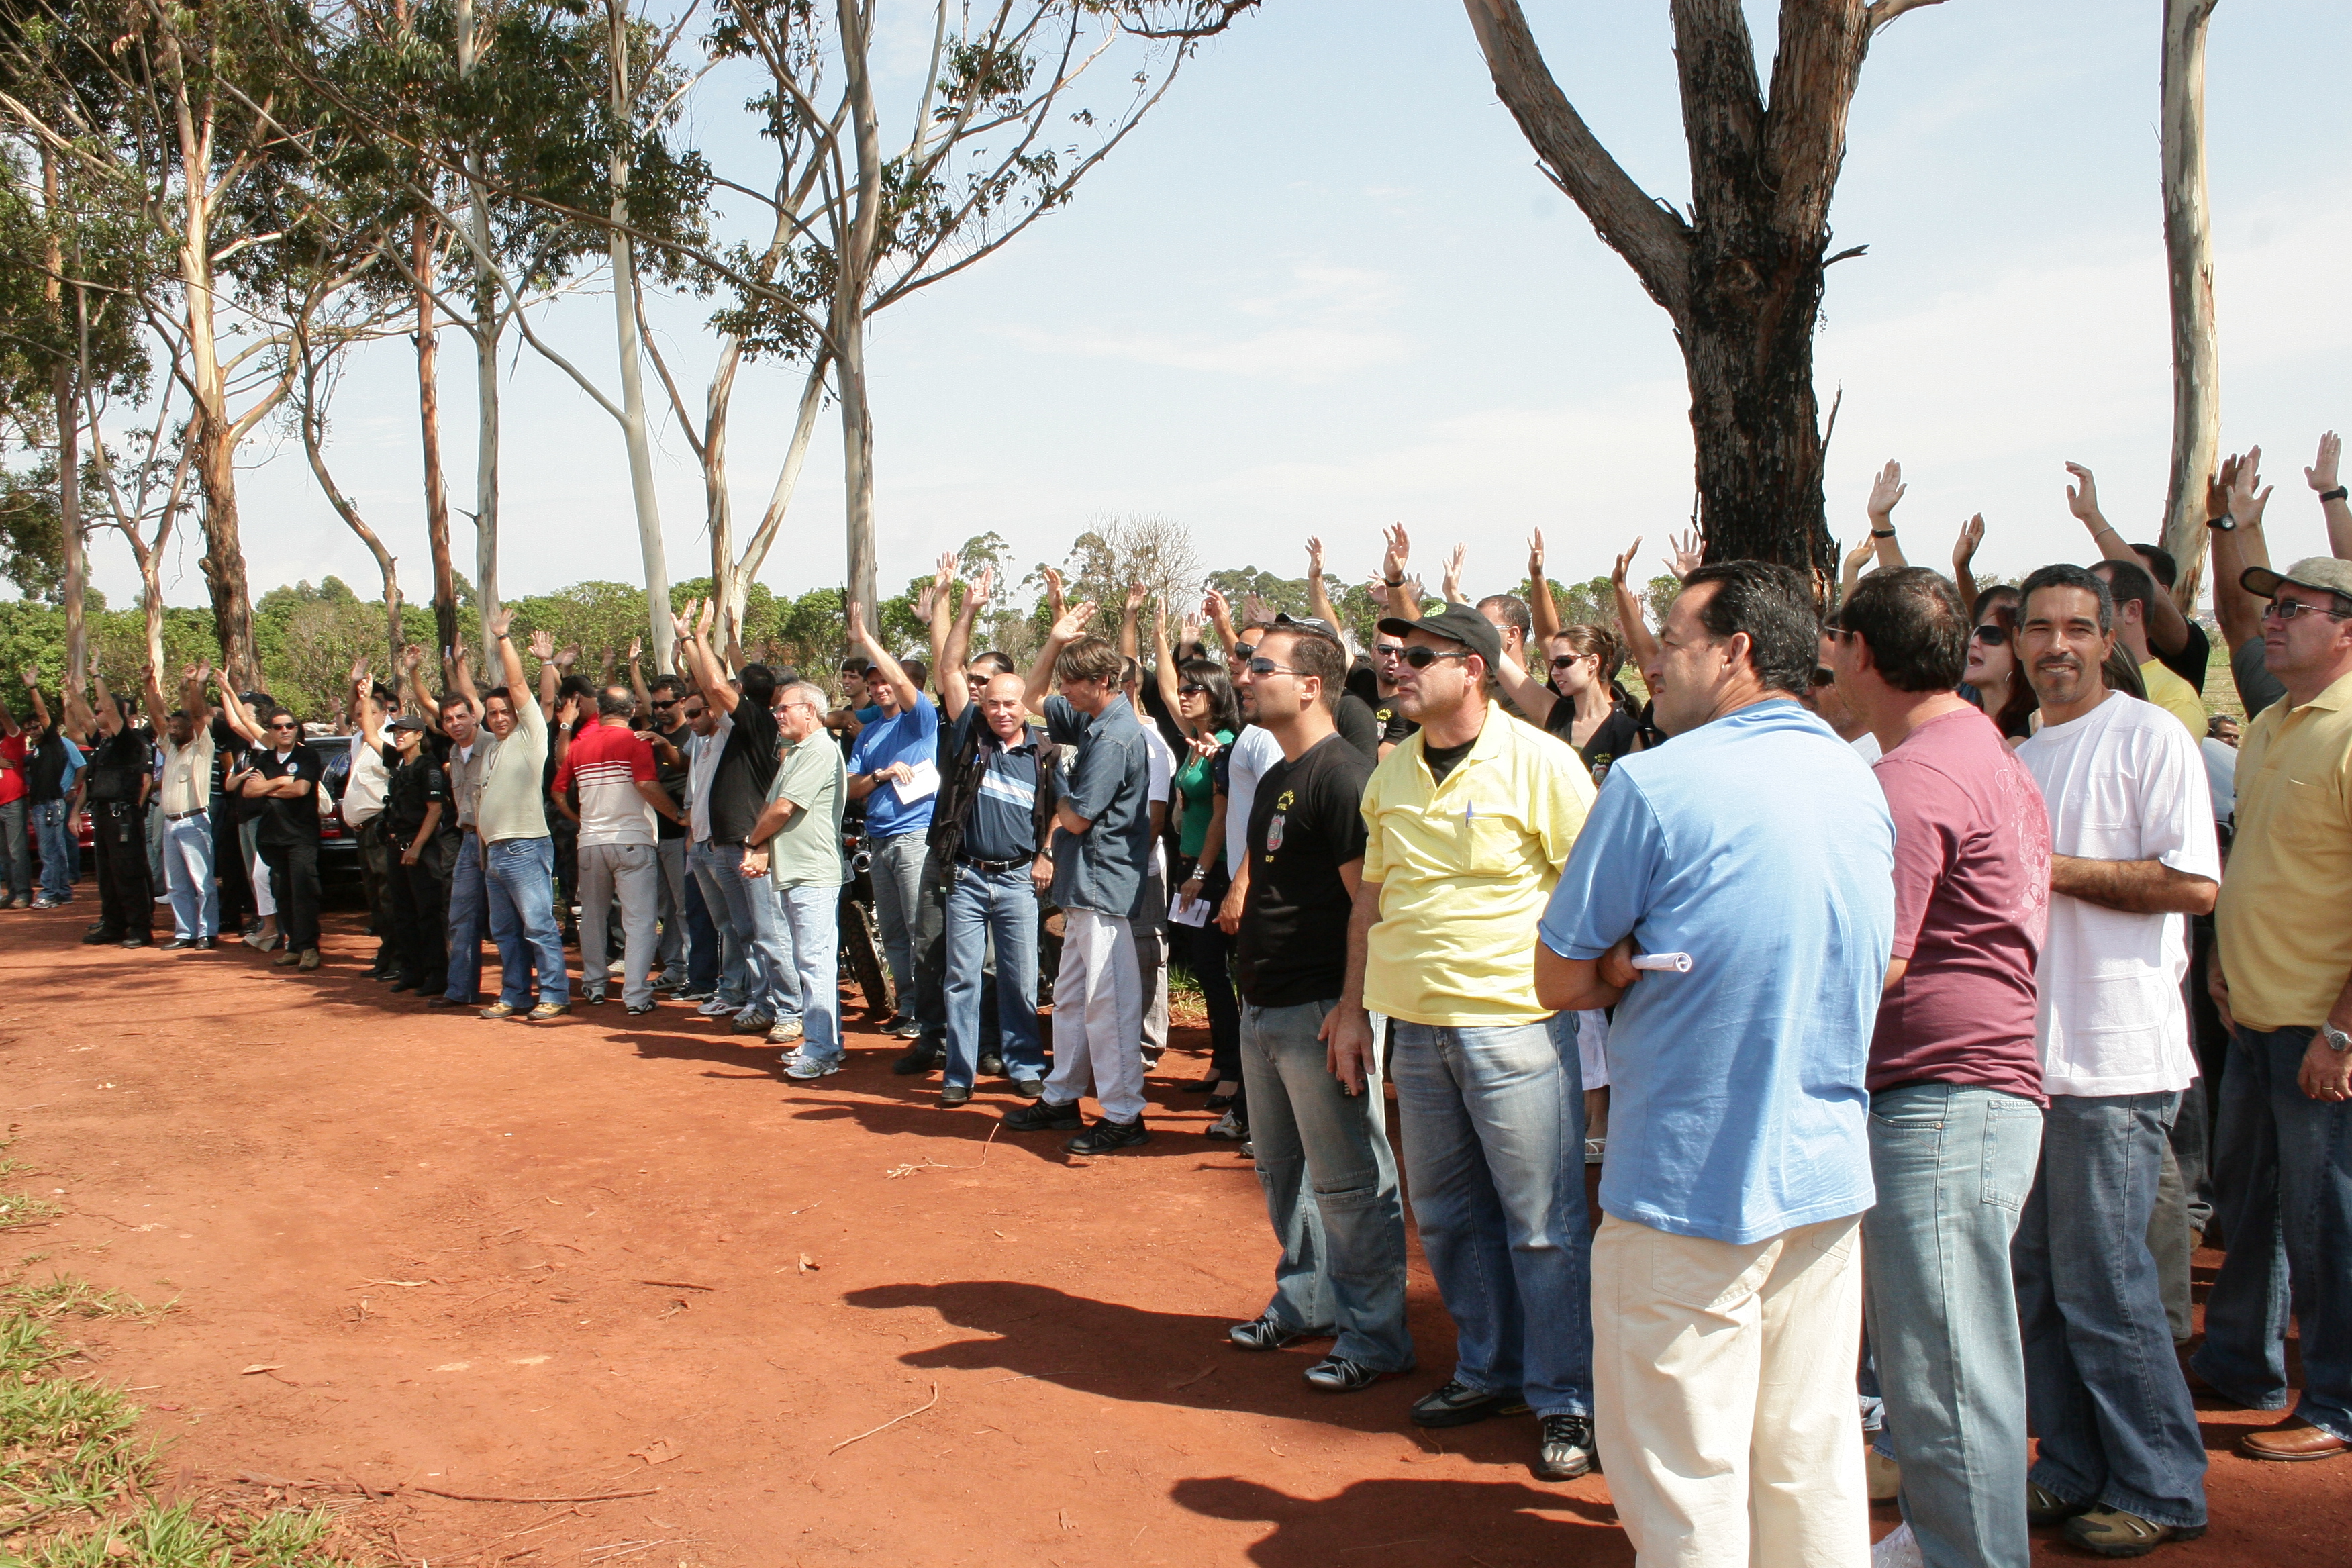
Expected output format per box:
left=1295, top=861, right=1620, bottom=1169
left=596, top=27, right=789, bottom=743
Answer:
left=1234, top=733, right=1374, bottom=1009
left=1541, top=697, right=1645, bottom=785
left=1333, top=691, right=1381, bottom=761
left=1372, top=698, right=1417, bottom=749
left=250, top=743, right=324, bottom=846
left=709, top=697, right=781, bottom=845
left=654, top=722, right=691, bottom=840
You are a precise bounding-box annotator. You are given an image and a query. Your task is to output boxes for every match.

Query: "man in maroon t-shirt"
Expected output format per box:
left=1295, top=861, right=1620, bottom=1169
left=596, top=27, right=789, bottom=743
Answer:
left=1830, top=569, right=2051, bottom=1568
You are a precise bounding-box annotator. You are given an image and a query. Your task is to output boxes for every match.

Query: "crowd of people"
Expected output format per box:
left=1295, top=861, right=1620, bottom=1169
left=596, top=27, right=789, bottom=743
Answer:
left=7, top=436, right=2351, bottom=1567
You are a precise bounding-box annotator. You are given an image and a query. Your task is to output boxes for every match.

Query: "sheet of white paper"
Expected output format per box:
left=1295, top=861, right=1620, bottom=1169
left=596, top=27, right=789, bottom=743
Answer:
left=1169, top=893, right=1212, bottom=928
left=893, top=759, right=941, bottom=805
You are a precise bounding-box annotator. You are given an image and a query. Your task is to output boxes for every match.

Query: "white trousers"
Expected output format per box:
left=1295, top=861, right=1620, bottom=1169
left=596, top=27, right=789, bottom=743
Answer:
left=1044, top=907, right=1145, bottom=1122
left=1591, top=1212, right=1869, bottom=1568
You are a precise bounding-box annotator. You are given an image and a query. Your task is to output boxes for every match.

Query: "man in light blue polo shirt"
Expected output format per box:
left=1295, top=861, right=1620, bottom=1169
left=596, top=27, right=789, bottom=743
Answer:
left=846, top=603, right=942, bottom=1041
left=1537, top=562, right=1894, bottom=1568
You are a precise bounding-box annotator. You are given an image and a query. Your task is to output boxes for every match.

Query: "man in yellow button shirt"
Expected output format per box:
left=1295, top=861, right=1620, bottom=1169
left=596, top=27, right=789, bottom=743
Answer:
left=1325, top=602, right=1598, bottom=1482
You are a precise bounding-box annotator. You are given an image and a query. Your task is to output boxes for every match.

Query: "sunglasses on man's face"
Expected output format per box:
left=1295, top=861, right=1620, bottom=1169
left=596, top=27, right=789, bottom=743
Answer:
left=651, top=698, right=678, bottom=709
left=1810, top=667, right=1837, bottom=688
left=1972, top=624, right=2008, bottom=646
left=1231, top=643, right=1255, bottom=660
left=268, top=721, right=297, bottom=731
left=1397, top=646, right=1470, bottom=670
left=2263, top=597, right=2351, bottom=623
left=1373, top=644, right=1404, bottom=660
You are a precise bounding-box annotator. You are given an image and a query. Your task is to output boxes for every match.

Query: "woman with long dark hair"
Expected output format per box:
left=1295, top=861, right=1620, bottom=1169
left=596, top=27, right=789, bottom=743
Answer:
left=1962, top=589, right=2039, bottom=743
left=1155, top=616, right=1246, bottom=1112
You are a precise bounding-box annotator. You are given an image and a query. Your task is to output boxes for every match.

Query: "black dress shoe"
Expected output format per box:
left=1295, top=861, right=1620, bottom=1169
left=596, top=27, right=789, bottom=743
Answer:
left=1003, top=1099, right=1085, bottom=1132
left=940, top=1085, right=973, bottom=1108
left=1065, top=1117, right=1149, bottom=1155
left=891, top=1045, right=939, bottom=1076
left=1189, top=1072, right=1220, bottom=1092
left=1409, top=1379, right=1530, bottom=1428
left=118, top=935, right=150, bottom=949
left=1011, top=1078, right=1045, bottom=1101
left=160, top=937, right=199, bottom=951
left=81, top=928, right=118, bottom=946
left=389, top=977, right=417, bottom=993
left=1205, top=1091, right=1238, bottom=1111
left=977, top=1052, right=1006, bottom=1077
left=194, top=936, right=215, bottom=950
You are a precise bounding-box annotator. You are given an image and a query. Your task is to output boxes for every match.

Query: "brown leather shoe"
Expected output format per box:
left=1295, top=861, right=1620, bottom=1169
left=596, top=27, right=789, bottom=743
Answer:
left=2242, top=1418, right=2351, bottom=1462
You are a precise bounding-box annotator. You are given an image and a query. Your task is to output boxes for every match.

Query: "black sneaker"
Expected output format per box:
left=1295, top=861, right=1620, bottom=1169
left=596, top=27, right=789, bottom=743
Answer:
left=1003, top=1099, right=1085, bottom=1133
left=885, top=1014, right=922, bottom=1039
left=891, top=1045, right=939, bottom=1076
left=1410, top=1379, right=1530, bottom=1428
left=940, top=1085, right=973, bottom=1108
left=1228, top=1315, right=1327, bottom=1352
left=977, top=1052, right=1005, bottom=1077
left=1535, top=1414, right=1597, bottom=1480
left=1011, top=1078, right=1045, bottom=1101
left=1065, top=1117, right=1148, bottom=1155
left=1304, top=1355, right=1410, bottom=1393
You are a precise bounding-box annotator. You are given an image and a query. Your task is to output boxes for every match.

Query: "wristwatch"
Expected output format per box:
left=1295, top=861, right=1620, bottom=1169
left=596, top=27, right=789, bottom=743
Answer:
left=2206, top=514, right=2235, bottom=533
left=2321, top=486, right=2349, bottom=505
left=2324, top=1024, right=2351, bottom=1054
left=1870, top=528, right=1896, bottom=539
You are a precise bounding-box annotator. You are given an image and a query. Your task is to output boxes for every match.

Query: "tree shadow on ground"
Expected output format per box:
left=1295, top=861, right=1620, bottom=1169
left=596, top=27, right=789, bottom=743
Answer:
left=843, top=1277, right=1531, bottom=1472
left=1165, top=1474, right=1628, bottom=1567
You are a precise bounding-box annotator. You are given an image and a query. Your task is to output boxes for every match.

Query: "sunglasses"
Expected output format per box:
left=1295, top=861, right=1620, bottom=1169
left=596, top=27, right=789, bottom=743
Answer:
left=1177, top=683, right=1206, bottom=697
left=1548, top=654, right=1587, bottom=669
left=2263, top=597, right=2351, bottom=623
left=1245, top=658, right=1300, bottom=677
left=1373, top=644, right=1404, bottom=660
left=1397, top=646, right=1471, bottom=669
left=1232, top=642, right=1256, bottom=660
left=651, top=698, right=678, bottom=709
left=1972, top=624, right=2008, bottom=646
left=268, top=720, right=297, bottom=730
left=1810, top=667, right=1836, bottom=688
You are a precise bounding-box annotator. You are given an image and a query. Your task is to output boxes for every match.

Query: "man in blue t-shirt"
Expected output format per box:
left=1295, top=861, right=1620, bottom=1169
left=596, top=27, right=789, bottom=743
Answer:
left=845, top=602, right=942, bottom=1040
left=1536, top=563, right=1894, bottom=1568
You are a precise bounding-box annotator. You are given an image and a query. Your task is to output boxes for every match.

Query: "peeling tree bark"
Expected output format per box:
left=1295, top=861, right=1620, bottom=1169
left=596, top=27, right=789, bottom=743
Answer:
left=1463, top=0, right=1941, bottom=571
left=414, top=213, right=458, bottom=656
left=2160, top=0, right=2220, bottom=610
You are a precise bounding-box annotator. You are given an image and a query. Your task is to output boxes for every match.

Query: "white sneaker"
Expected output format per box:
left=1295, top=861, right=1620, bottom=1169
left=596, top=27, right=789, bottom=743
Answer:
left=783, top=1052, right=840, bottom=1081
left=697, top=997, right=734, bottom=1016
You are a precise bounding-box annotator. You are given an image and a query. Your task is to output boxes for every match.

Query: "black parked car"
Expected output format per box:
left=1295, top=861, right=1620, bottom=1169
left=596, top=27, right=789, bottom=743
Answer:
left=307, top=732, right=366, bottom=895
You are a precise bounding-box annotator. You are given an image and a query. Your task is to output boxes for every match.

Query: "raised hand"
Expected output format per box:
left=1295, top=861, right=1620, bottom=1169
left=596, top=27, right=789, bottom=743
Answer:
left=1306, top=535, right=1325, bottom=583
left=1611, top=536, right=1643, bottom=589
left=1049, top=601, right=1097, bottom=644
left=2063, top=462, right=2101, bottom=524
left=191, top=660, right=213, bottom=689
left=1124, top=581, right=1149, bottom=615
left=1867, top=460, right=1906, bottom=522
left=846, top=596, right=869, bottom=644
left=2230, top=444, right=2273, bottom=530
left=527, top=628, right=556, bottom=662
left=1202, top=587, right=1231, bottom=624
left=556, top=693, right=581, bottom=729
left=1383, top=523, right=1411, bottom=583
left=398, top=643, right=424, bottom=675
left=1441, top=544, right=1466, bottom=602
left=1040, top=565, right=1065, bottom=618
left=18, top=666, right=34, bottom=688
left=1179, top=611, right=1204, bottom=649
left=1526, top=527, right=1545, bottom=578
left=2308, top=432, right=2343, bottom=494
left=488, top=606, right=516, bottom=640
left=669, top=603, right=695, bottom=645
left=695, top=597, right=715, bottom=638
left=556, top=642, right=581, bottom=669
left=1843, top=535, right=1877, bottom=579
left=914, top=585, right=937, bottom=623
left=934, top=551, right=958, bottom=592
left=626, top=636, right=642, bottom=663
left=972, top=565, right=995, bottom=606
left=1669, top=529, right=1704, bottom=581
left=348, top=654, right=367, bottom=685
left=1952, top=514, right=1985, bottom=567
left=2204, top=453, right=2241, bottom=522
left=1241, top=591, right=1275, bottom=628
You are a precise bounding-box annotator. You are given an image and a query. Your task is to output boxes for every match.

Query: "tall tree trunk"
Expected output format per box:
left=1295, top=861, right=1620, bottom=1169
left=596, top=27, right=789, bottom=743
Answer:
left=837, top=310, right=877, bottom=621
left=457, top=0, right=501, bottom=652
left=605, top=0, right=672, bottom=673
left=414, top=213, right=458, bottom=654
left=41, top=147, right=86, bottom=689
left=2160, top=0, right=2220, bottom=610
left=836, top=0, right=883, bottom=618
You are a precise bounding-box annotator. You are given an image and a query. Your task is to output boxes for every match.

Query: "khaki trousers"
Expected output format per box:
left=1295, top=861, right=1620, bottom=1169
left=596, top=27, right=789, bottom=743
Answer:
left=1591, top=1212, right=1869, bottom=1568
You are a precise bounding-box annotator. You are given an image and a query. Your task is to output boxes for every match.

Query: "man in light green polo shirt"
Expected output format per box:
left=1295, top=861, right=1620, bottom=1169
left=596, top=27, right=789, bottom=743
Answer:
left=746, top=680, right=848, bottom=1081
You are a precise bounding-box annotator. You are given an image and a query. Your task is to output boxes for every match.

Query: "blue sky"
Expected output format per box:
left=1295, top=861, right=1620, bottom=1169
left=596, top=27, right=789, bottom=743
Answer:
left=89, top=0, right=2352, bottom=614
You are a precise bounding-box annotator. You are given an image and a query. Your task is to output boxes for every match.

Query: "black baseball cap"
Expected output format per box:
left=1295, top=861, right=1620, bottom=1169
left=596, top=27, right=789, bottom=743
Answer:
left=1271, top=612, right=1344, bottom=642
left=387, top=714, right=430, bottom=732
left=1376, top=603, right=1502, bottom=669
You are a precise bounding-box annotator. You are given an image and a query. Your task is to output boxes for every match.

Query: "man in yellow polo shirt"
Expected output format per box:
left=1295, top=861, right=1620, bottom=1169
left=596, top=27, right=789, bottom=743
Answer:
left=2091, top=559, right=2209, bottom=738
left=1325, top=602, right=1598, bottom=1482
left=2196, top=556, right=2352, bottom=1465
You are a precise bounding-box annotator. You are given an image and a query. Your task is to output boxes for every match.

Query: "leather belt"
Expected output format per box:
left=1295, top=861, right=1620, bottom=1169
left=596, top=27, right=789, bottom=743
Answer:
left=165, top=807, right=209, bottom=822
left=957, top=852, right=1030, bottom=873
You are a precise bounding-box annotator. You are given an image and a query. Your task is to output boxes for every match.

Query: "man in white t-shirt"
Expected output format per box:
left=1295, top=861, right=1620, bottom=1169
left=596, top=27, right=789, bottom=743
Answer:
left=2011, top=565, right=2218, bottom=1556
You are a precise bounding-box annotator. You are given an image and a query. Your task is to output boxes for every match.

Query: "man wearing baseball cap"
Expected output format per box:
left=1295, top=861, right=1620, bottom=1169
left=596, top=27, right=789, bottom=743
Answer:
left=2197, top=556, right=2352, bottom=1464
left=1324, top=601, right=1600, bottom=1481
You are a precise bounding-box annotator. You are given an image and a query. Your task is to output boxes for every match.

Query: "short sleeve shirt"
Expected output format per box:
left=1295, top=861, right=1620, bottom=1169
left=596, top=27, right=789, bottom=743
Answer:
left=2016, top=693, right=2220, bottom=1096
left=2155, top=617, right=2211, bottom=696
left=709, top=700, right=780, bottom=845
left=475, top=697, right=551, bottom=845
left=2214, top=666, right=2352, bottom=1031
left=848, top=694, right=942, bottom=839
left=553, top=722, right=657, bottom=848
left=0, top=733, right=26, bottom=805
left=1044, top=695, right=1153, bottom=920
left=1222, top=725, right=1284, bottom=881
left=251, top=744, right=324, bottom=846
left=1235, top=734, right=1373, bottom=1008
left=1868, top=707, right=2050, bottom=1101
left=1540, top=699, right=1894, bottom=1245
left=385, top=749, right=448, bottom=841
left=767, top=736, right=847, bottom=889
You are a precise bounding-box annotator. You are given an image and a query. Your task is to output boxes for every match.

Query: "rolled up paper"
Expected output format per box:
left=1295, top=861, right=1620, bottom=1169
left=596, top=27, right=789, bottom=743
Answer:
left=1628, top=952, right=1694, bottom=973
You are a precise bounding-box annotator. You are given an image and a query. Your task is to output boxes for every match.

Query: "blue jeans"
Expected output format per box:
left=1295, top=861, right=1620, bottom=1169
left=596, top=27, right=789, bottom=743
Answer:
left=1390, top=1015, right=1591, bottom=1418
left=692, top=840, right=795, bottom=1021
left=443, top=833, right=487, bottom=1002
left=777, top=881, right=841, bottom=1065
left=683, top=861, right=720, bottom=993
left=688, top=844, right=750, bottom=1006
left=2013, top=1091, right=2206, bottom=1528
left=943, top=863, right=1043, bottom=1087
left=161, top=810, right=220, bottom=940
left=32, top=799, right=71, bottom=901
left=0, top=798, right=28, bottom=901
left=1863, top=1083, right=2043, bottom=1568
left=1242, top=998, right=1414, bottom=1372
left=2192, top=1025, right=2352, bottom=1442
left=870, top=830, right=933, bottom=1028
left=483, top=836, right=567, bottom=1008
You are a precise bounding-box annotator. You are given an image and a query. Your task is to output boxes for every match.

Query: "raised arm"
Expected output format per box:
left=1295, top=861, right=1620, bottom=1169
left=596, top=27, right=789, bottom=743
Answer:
left=678, top=599, right=737, bottom=716
left=846, top=598, right=919, bottom=714
left=941, top=567, right=993, bottom=723
left=214, top=680, right=264, bottom=745
left=181, top=663, right=211, bottom=731
left=2308, top=432, right=2351, bottom=561
left=1202, top=589, right=1238, bottom=657
left=138, top=663, right=170, bottom=734
left=89, top=664, right=124, bottom=737
left=1380, top=524, right=1422, bottom=624
left=627, top=636, right=650, bottom=715
left=1155, top=606, right=1189, bottom=734
left=1440, top=544, right=1467, bottom=606
left=491, top=608, right=528, bottom=695
left=1840, top=535, right=1875, bottom=605
left=20, top=671, right=50, bottom=736
left=924, top=552, right=958, bottom=682
left=2066, top=460, right=2191, bottom=654
left=1526, top=530, right=1561, bottom=643
left=1118, top=580, right=1146, bottom=663
left=534, top=635, right=567, bottom=720
left=1865, top=461, right=1912, bottom=569
left=2212, top=451, right=2275, bottom=654
left=1023, top=601, right=1097, bottom=718
left=1493, top=646, right=1561, bottom=726
left=1610, top=536, right=1659, bottom=675
left=1951, top=514, right=1986, bottom=612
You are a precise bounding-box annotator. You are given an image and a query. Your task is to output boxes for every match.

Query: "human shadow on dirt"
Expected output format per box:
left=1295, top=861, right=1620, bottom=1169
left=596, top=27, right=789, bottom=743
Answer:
left=783, top=1089, right=1259, bottom=1161
left=1165, top=1474, right=1627, bottom=1567
left=842, top=1278, right=1538, bottom=1469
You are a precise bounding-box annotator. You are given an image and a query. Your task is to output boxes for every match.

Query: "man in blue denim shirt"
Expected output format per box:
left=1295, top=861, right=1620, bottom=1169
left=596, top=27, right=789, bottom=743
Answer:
left=1540, top=562, right=1894, bottom=1568
left=1008, top=604, right=1153, bottom=1155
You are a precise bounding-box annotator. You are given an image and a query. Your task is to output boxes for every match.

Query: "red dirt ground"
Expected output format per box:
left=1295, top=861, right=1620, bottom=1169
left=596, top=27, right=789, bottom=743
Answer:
left=1, top=901, right=2343, bottom=1567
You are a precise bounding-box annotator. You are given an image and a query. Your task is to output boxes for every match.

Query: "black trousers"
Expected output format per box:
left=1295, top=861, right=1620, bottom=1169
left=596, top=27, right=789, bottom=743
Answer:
left=259, top=836, right=322, bottom=953
left=212, top=810, right=251, bottom=928
left=385, top=830, right=450, bottom=989
left=1169, top=855, right=1240, bottom=1084
left=91, top=801, right=152, bottom=938
left=356, top=817, right=395, bottom=961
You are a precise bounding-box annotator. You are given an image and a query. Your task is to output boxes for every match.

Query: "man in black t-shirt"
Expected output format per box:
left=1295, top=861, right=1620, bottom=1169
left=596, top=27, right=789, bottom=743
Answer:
left=1224, top=624, right=1413, bottom=1393
left=74, top=669, right=154, bottom=946
left=1368, top=628, right=1418, bottom=758
left=645, top=674, right=693, bottom=985
left=238, top=705, right=327, bottom=969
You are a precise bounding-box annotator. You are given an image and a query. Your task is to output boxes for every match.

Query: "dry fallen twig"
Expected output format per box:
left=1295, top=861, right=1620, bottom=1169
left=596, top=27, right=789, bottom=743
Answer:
left=634, top=1280, right=714, bottom=1292
left=923, top=1124, right=1001, bottom=1170
left=234, top=1471, right=660, bottom=1504
left=824, top=1384, right=940, bottom=1456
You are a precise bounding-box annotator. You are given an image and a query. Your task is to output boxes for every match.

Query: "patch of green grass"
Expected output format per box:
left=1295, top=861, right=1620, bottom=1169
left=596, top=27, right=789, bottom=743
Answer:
left=0, top=1193, right=65, bottom=1230
left=0, top=1275, right=368, bottom=1565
